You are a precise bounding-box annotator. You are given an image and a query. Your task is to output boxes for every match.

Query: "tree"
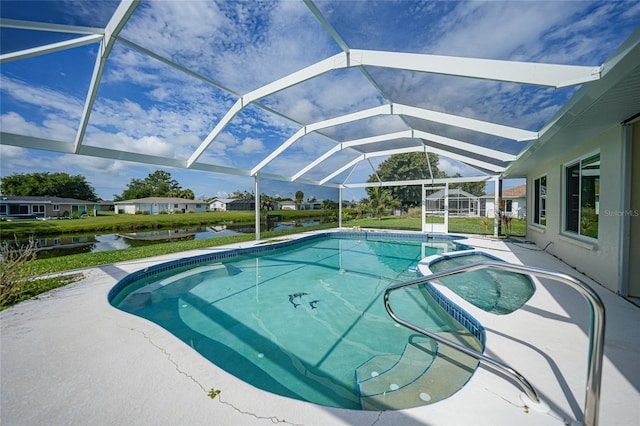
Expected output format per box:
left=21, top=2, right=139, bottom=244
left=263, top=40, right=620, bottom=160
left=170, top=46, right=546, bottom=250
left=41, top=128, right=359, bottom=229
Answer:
left=169, top=188, right=195, bottom=199
left=295, top=190, right=304, bottom=209
left=230, top=189, right=254, bottom=200
left=260, top=194, right=275, bottom=223
left=1, top=172, right=99, bottom=201
left=114, top=170, right=189, bottom=201
left=321, top=199, right=338, bottom=210
left=367, top=152, right=444, bottom=206
left=365, top=187, right=400, bottom=220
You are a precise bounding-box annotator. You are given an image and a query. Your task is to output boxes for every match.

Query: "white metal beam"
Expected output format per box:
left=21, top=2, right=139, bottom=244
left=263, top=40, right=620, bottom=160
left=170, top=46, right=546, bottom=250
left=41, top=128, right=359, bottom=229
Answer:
left=0, top=34, right=103, bottom=63
left=342, top=175, right=493, bottom=188
left=320, top=155, right=364, bottom=185
left=244, top=53, right=348, bottom=104
left=250, top=127, right=308, bottom=176
left=187, top=98, right=244, bottom=166
left=319, top=145, right=503, bottom=185
left=117, top=37, right=240, bottom=97
left=73, top=0, right=140, bottom=154
left=252, top=101, right=533, bottom=178
left=291, top=144, right=342, bottom=181
left=292, top=128, right=511, bottom=181
left=350, top=49, right=602, bottom=88
left=0, top=18, right=104, bottom=35
left=191, top=46, right=583, bottom=172
left=249, top=104, right=393, bottom=175
left=413, top=130, right=516, bottom=161
left=303, top=0, right=350, bottom=54
left=395, top=104, right=537, bottom=141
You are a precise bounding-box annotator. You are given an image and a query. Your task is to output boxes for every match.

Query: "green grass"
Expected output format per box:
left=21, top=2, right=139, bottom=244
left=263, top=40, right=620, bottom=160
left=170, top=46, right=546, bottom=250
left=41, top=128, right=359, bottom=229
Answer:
left=0, top=275, right=81, bottom=311
left=345, top=216, right=526, bottom=237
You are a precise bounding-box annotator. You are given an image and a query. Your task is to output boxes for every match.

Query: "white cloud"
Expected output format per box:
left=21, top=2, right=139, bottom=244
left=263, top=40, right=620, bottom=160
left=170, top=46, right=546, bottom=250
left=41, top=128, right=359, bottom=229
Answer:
left=233, top=137, right=266, bottom=155
left=0, top=77, right=83, bottom=120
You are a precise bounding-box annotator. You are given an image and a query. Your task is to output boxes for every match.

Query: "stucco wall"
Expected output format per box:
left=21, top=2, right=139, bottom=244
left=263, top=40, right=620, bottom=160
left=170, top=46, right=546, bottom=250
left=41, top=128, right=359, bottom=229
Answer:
left=527, top=126, right=625, bottom=292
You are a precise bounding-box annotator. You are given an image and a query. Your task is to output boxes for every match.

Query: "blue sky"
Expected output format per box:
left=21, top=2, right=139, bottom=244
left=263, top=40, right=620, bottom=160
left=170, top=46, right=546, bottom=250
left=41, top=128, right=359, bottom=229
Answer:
left=1, top=0, right=639, bottom=201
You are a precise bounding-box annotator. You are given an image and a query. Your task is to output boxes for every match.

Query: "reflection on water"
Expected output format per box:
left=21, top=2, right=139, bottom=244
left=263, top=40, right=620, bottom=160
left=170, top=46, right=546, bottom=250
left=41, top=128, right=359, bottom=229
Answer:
left=2, top=220, right=322, bottom=258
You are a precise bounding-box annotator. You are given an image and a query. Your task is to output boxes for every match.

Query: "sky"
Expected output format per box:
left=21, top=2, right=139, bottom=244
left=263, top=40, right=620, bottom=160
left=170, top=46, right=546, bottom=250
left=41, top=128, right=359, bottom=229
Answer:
left=1, top=0, right=639, bottom=202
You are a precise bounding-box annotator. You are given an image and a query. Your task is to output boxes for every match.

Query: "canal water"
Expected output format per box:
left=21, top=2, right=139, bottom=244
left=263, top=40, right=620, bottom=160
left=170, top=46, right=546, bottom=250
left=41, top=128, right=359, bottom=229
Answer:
left=3, top=220, right=321, bottom=259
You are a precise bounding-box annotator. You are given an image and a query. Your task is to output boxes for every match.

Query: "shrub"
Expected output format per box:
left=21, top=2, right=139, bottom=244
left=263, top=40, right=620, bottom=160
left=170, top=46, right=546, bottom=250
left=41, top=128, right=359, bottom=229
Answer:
left=0, top=238, right=38, bottom=307
left=159, top=210, right=168, bottom=214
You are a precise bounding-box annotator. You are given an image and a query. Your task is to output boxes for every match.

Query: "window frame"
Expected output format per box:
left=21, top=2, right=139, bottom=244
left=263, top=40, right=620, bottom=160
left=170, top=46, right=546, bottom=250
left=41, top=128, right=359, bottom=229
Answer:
left=563, top=151, right=600, bottom=240
left=533, top=175, right=547, bottom=226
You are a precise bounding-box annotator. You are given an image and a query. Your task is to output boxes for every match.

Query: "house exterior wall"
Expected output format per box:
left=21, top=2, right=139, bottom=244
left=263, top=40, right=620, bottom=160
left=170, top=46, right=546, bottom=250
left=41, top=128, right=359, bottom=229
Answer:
left=117, top=202, right=206, bottom=214
left=0, top=201, right=92, bottom=217
left=484, top=198, right=525, bottom=218
left=209, top=201, right=227, bottom=211
left=526, top=125, right=625, bottom=292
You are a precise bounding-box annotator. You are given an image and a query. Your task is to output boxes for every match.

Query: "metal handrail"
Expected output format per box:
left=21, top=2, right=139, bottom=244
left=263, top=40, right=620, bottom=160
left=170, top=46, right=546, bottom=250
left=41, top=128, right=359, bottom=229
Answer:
left=384, top=260, right=605, bottom=426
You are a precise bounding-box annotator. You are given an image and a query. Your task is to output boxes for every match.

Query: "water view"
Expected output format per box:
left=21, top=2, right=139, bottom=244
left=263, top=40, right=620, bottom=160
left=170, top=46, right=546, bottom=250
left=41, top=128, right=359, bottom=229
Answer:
left=3, top=220, right=321, bottom=258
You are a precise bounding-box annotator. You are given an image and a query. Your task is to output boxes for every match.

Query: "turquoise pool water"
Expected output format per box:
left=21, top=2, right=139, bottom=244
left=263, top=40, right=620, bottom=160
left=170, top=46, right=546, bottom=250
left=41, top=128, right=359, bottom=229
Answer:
left=427, top=252, right=535, bottom=315
left=110, top=234, right=481, bottom=410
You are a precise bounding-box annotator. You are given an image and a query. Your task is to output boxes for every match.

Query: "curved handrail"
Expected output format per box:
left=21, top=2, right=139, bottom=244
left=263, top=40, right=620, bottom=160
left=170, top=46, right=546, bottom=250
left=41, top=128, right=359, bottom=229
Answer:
left=384, top=260, right=605, bottom=426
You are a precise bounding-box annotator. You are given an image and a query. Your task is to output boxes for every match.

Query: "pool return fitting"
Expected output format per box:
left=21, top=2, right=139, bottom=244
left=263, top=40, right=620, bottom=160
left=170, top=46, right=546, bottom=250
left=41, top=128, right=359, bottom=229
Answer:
left=384, top=260, right=605, bottom=426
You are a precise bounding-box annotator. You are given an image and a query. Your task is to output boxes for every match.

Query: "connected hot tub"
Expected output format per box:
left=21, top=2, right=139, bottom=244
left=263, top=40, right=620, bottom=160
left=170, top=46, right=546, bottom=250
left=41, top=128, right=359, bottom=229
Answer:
left=419, top=251, right=535, bottom=315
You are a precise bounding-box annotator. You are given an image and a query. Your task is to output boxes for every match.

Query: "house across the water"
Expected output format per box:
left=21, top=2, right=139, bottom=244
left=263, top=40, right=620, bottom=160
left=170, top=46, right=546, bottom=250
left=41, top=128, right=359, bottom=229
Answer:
left=114, top=197, right=207, bottom=214
left=0, top=195, right=99, bottom=219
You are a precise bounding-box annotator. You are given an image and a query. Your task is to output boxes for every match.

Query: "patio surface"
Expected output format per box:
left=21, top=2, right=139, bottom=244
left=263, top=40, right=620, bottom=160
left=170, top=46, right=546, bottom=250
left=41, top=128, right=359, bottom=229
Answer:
left=2, top=230, right=639, bottom=425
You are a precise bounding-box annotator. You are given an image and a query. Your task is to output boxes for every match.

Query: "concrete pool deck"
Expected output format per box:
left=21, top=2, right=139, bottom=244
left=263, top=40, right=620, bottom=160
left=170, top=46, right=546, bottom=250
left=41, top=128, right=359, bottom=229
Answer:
left=2, top=230, right=639, bottom=425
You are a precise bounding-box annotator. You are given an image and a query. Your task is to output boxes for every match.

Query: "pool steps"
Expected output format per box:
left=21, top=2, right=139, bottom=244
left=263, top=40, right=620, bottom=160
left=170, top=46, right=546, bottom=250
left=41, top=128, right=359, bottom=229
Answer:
left=356, top=332, right=481, bottom=410
left=356, top=338, right=437, bottom=398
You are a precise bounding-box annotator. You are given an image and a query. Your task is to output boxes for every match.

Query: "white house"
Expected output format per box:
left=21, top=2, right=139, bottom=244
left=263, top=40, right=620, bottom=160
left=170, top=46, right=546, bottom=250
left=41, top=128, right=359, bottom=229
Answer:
left=504, top=36, right=640, bottom=303
left=0, top=196, right=99, bottom=218
left=279, top=200, right=297, bottom=210
left=115, top=197, right=207, bottom=214
left=482, top=184, right=526, bottom=219
left=209, top=198, right=234, bottom=211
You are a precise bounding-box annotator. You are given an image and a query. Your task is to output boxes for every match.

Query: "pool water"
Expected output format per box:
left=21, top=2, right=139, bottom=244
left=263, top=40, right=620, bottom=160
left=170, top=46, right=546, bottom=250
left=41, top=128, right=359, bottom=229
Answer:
left=427, top=253, right=535, bottom=315
left=111, top=235, right=481, bottom=410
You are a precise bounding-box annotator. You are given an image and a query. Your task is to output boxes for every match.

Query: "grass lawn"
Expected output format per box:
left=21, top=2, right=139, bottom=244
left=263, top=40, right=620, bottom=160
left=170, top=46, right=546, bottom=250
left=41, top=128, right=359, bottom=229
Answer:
left=345, top=215, right=526, bottom=237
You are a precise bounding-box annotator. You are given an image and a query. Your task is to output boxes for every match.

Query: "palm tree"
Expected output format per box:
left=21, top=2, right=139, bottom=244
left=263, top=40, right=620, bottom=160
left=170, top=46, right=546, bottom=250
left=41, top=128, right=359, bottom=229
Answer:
left=367, top=187, right=399, bottom=220
left=260, top=194, right=275, bottom=224
left=295, top=190, right=304, bottom=210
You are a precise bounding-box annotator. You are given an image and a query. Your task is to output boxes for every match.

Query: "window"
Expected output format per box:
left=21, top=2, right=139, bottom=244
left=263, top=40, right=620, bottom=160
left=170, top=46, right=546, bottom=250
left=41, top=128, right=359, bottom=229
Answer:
left=504, top=200, right=513, bottom=215
left=53, top=204, right=60, bottom=211
left=534, top=176, right=547, bottom=225
left=0, top=204, right=6, bottom=215
left=33, top=204, right=46, bottom=216
left=565, top=153, right=600, bottom=238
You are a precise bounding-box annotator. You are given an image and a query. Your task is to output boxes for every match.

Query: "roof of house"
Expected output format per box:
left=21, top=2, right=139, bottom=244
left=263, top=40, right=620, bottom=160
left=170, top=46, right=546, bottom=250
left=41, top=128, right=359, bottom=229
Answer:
left=209, top=198, right=235, bottom=204
left=426, top=188, right=480, bottom=200
left=114, top=197, right=206, bottom=205
left=482, top=184, right=527, bottom=199
left=0, top=195, right=98, bottom=204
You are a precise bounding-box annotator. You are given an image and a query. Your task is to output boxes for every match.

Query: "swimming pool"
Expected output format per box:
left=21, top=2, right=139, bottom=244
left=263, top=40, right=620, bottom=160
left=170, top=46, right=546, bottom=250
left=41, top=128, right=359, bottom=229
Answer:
left=421, top=251, right=535, bottom=315
left=109, top=232, right=483, bottom=410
